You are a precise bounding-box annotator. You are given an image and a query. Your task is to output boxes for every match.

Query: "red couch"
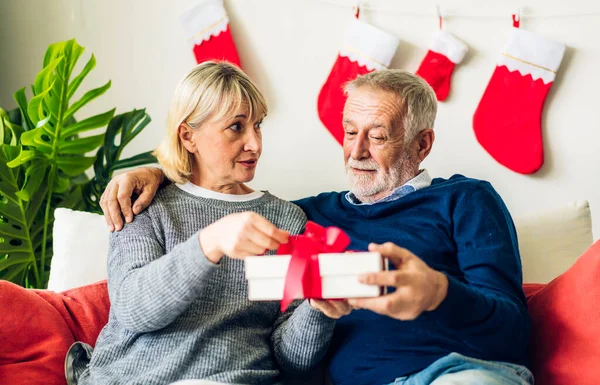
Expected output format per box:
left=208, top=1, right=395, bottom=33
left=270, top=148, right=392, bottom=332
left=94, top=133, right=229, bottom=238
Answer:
left=2, top=240, right=600, bottom=385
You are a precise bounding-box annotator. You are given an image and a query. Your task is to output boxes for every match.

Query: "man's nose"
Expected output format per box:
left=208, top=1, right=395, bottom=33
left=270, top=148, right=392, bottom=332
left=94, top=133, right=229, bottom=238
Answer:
left=350, top=133, right=370, bottom=160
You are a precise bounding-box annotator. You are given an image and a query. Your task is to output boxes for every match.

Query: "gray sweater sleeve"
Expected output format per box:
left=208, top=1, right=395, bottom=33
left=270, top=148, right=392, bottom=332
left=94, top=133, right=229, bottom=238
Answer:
left=107, top=210, right=218, bottom=333
left=271, top=300, right=336, bottom=372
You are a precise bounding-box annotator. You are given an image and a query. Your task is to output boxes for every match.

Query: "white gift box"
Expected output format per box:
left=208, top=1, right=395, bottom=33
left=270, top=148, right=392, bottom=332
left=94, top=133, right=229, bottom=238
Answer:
left=245, top=252, right=385, bottom=301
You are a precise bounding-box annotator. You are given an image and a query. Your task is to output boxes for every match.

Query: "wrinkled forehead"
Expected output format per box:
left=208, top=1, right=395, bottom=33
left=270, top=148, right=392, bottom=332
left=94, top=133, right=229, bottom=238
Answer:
left=343, top=88, right=404, bottom=133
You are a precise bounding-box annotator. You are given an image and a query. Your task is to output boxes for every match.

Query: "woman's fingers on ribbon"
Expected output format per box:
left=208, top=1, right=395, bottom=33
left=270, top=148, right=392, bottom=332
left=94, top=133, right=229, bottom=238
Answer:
left=211, top=217, right=287, bottom=259
left=231, top=246, right=267, bottom=259
left=225, top=229, right=271, bottom=258
left=250, top=214, right=290, bottom=245
left=243, top=226, right=282, bottom=254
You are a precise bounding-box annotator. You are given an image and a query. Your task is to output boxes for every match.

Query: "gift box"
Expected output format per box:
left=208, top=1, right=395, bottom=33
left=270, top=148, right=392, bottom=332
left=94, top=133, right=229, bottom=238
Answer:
left=245, top=251, right=385, bottom=301
left=245, top=221, right=388, bottom=310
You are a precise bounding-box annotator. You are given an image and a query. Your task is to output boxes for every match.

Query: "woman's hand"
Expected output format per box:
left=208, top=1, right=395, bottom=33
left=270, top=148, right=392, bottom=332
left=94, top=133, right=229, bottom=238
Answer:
left=199, top=212, right=290, bottom=263
left=309, top=299, right=353, bottom=319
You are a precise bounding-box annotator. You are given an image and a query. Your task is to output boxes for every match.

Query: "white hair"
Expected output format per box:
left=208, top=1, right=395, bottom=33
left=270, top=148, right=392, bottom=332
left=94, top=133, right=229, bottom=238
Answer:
left=344, top=69, right=437, bottom=142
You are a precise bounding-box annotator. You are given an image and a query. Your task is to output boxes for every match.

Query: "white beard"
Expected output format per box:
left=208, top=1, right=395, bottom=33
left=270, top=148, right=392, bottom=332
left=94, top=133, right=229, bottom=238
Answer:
left=345, top=156, right=413, bottom=203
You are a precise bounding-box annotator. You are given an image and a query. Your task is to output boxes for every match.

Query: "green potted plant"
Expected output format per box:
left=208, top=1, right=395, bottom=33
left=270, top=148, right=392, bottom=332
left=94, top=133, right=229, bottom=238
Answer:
left=0, top=39, right=156, bottom=289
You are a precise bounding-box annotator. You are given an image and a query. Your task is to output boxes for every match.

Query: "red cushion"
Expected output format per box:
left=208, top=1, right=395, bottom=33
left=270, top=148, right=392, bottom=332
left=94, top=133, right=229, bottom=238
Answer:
left=35, top=280, right=110, bottom=345
left=526, top=240, right=600, bottom=385
left=523, top=283, right=546, bottom=299
left=0, top=280, right=109, bottom=385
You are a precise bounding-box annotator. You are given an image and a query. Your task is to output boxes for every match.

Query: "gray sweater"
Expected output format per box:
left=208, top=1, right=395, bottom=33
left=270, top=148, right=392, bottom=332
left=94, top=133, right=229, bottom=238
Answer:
left=77, top=185, right=335, bottom=385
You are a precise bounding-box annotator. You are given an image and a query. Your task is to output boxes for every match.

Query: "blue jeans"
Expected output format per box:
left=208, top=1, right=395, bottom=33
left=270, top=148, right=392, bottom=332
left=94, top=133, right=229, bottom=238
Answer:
left=385, top=353, right=533, bottom=385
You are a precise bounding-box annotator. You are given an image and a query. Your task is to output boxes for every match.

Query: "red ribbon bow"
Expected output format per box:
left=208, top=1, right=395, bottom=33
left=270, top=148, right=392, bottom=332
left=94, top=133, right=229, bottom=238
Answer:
left=277, top=221, right=351, bottom=312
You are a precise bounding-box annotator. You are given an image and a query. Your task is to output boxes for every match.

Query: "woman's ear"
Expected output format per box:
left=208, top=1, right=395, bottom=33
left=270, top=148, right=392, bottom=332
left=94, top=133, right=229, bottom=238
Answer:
left=178, top=123, right=196, bottom=153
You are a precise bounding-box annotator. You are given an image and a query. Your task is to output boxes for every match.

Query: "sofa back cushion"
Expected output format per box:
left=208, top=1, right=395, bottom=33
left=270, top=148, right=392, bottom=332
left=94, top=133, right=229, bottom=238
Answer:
left=515, top=200, right=593, bottom=283
left=48, top=208, right=109, bottom=292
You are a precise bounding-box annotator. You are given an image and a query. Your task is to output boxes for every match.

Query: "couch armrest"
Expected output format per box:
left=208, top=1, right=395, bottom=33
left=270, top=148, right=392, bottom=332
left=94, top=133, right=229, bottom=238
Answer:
left=35, top=280, right=110, bottom=345
left=0, top=280, right=74, bottom=385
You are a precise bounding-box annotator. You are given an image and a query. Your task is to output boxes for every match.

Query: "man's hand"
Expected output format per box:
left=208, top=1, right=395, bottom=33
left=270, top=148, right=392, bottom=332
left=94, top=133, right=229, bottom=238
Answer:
left=348, top=242, right=448, bottom=320
left=100, top=167, right=165, bottom=231
left=309, top=299, right=352, bottom=319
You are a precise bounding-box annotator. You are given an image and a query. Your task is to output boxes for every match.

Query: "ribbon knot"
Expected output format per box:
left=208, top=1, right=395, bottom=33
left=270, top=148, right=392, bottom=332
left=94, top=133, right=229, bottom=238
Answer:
left=278, top=221, right=351, bottom=311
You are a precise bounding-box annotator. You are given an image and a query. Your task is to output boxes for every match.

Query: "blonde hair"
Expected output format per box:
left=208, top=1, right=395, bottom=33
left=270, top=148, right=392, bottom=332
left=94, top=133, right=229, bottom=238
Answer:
left=344, top=70, right=437, bottom=142
left=154, top=61, right=268, bottom=183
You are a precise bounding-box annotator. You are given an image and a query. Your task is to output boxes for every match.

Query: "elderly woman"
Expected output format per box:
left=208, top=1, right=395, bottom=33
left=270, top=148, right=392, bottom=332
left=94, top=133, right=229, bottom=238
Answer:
left=66, top=61, right=350, bottom=385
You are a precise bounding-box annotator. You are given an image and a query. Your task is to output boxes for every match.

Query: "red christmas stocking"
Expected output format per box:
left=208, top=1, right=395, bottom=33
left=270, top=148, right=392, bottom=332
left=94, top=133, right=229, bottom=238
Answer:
left=473, top=27, right=565, bottom=174
left=180, top=0, right=241, bottom=67
left=416, top=30, right=468, bottom=101
left=317, top=17, right=399, bottom=145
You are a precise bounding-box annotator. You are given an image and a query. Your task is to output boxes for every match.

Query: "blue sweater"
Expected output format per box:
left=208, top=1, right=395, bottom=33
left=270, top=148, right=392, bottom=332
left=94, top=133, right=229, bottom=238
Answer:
left=293, top=175, right=530, bottom=385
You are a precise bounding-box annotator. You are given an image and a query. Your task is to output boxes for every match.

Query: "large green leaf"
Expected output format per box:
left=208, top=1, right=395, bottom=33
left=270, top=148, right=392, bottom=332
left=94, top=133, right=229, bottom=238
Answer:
left=28, top=56, right=62, bottom=126
left=13, top=88, right=33, bottom=131
left=4, top=39, right=114, bottom=287
left=16, top=162, right=48, bottom=201
left=20, top=120, right=54, bottom=152
left=111, top=151, right=157, bottom=172
left=63, top=81, right=111, bottom=122
left=33, top=57, right=63, bottom=96
left=58, top=133, right=105, bottom=154
left=68, top=54, right=96, bottom=100
left=56, top=156, right=96, bottom=177
left=1, top=38, right=156, bottom=288
left=62, top=108, right=115, bottom=137
left=0, top=130, right=44, bottom=288
left=103, top=109, right=152, bottom=166
left=0, top=108, right=21, bottom=145
left=83, top=110, right=156, bottom=213
left=7, top=148, right=38, bottom=168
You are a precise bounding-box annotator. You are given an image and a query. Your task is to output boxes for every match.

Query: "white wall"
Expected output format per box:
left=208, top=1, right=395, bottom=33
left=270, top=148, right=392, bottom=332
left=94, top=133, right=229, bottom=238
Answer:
left=1, top=0, right=599, bottom=238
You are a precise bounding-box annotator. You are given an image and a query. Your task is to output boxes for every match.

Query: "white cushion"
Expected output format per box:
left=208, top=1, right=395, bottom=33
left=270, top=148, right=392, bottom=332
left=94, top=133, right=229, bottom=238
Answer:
left=48, top=208, right=109, bottom=292
left=515, top=200, right=594, bottom=284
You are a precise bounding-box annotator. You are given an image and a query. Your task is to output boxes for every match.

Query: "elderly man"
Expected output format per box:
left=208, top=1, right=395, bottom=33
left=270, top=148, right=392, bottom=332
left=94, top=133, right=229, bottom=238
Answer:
left=100, top=70, right=532, bottom=385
